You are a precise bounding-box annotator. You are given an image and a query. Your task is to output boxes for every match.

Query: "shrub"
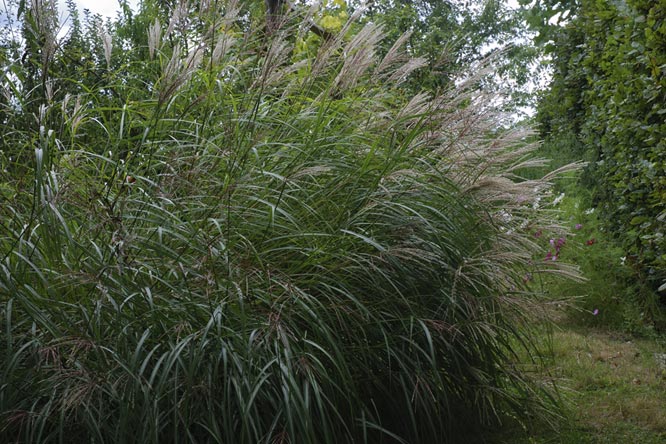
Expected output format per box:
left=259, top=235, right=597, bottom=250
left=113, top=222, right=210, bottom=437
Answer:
left=0, top=1, right=572, bottom=442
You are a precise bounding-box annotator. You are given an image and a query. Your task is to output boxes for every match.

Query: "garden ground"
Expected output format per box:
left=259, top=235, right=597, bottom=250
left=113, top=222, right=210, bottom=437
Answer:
left=500, top=311, right=666, bottom=444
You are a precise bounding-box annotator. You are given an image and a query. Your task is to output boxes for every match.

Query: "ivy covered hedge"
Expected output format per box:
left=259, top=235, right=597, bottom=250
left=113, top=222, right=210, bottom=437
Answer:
left=538, top=0, right=666, bottom=291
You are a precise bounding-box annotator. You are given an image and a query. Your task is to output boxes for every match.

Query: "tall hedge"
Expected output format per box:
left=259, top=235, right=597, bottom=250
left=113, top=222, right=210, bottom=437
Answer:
left=538, top=0, right=666, bottom=290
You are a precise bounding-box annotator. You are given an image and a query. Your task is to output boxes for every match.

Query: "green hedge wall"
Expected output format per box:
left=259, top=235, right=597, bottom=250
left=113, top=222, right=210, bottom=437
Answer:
left=538, top=0, right=666, bottom=289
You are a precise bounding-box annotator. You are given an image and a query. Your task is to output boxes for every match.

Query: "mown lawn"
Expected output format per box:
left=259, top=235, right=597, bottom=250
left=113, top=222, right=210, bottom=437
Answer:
left=499, top=319, right=666, bottom=444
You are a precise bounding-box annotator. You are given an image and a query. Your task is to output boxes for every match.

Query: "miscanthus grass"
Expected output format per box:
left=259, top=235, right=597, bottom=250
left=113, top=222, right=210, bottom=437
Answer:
left=0, top=1, right=577, bottom=442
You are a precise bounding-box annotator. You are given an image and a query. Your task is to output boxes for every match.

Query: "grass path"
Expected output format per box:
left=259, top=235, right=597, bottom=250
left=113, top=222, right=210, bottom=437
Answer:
left=505, top=318, right=666, bottom=443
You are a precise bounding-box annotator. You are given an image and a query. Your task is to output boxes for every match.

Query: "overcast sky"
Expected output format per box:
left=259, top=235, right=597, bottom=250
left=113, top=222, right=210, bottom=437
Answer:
left=72, top=0, right=138, bottom=19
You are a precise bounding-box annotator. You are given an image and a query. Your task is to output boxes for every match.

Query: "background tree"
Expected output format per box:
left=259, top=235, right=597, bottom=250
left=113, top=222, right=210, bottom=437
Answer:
left=363, top=0, right=541, bottom=112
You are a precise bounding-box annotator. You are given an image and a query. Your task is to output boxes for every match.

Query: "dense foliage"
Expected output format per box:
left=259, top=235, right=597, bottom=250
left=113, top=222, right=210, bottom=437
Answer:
left=532, top=0, right=666, bottom=294
left=0, top=1, right=573, bottom=442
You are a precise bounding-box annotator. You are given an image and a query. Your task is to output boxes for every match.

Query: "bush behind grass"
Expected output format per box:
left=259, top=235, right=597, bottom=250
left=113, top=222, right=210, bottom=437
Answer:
left=1, top=2, right=576, bottom=442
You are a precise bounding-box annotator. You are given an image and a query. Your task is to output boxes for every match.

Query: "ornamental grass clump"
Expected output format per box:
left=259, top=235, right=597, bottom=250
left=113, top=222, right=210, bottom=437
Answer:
left=0, top=2, right=574, bottom=442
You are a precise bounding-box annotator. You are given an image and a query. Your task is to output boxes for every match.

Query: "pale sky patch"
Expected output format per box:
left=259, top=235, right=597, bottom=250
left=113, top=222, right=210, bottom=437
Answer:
left=73, top=0, right=138, bottom=19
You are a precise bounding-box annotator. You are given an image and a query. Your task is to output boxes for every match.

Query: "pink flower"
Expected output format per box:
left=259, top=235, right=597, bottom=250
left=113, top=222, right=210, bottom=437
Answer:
left=550, top=237, right=566, bottom=253
left=592, top=309, right=599, bottom=316
left=544, top=251, right=557, bottom=261
left=534, top=230, right=543, bottom=238
left=575, top=223, right=582, bottom=230
left=556, top=237, right=566, bottom=250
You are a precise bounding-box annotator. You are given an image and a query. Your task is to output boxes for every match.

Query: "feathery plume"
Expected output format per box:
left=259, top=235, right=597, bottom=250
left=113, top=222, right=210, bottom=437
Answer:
left=376, top=31, right=412, bottom=75
left=165, top=0, right=189, bottom=40
left=148, top=18, right=162, bottom=60
left=159, top=44, right=204, bottom=105
left=28, top=0, right=59, bottom=70
left=212, top=34, right=235, bottom=65
left=333, top=23, right=384, bottom=93
left=98, top=24, right=113, bottom=68
left=387, top=57, right=428, bottom=86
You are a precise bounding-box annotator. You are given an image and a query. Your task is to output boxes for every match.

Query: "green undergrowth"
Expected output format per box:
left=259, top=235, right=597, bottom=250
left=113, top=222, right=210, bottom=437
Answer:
left=531, top=180, right=666, bottom=334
